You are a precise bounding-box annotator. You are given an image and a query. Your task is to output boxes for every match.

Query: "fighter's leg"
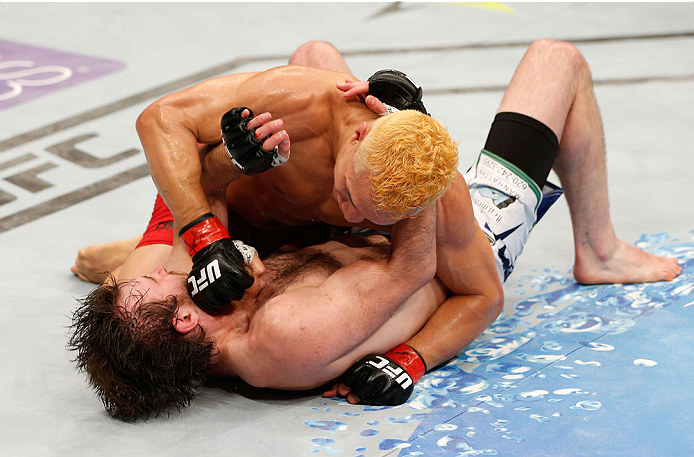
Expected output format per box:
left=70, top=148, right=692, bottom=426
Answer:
left=111, top=243, right=173, bottom=283
left=289, top=41, right=352, bottom=74
left=72, top=144, right=211, bottom=284
left=72, top=194, right=176, bottom=284
left=71, top=235, right=143, bottom=283
left=497, top=39, right=680, bottom=284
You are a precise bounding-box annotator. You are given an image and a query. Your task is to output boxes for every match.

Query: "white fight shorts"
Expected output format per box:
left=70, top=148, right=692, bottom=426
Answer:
left=464, top=149, right=564, bottom=282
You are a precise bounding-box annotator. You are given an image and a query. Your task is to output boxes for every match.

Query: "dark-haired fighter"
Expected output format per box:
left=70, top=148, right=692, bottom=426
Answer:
left=70, top=190, right=445, bottom=420
left=72, top=39, right=681, bottom=409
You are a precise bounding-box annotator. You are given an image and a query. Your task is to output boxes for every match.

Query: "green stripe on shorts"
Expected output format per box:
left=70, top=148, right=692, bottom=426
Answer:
left=479, top=149, right=542, bottom=211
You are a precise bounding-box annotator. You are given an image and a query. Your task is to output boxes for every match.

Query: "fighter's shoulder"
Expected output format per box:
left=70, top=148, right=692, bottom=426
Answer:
left=189, top=71, right=257, bottom=92
left=250, top=65, right=345, bottom=84
left=437, top=171, right=473, bottom=218
left=269, top=64, right=350, bottom=78
left=245, top=290, right=326, bottom=360
left=436, top=171, right=477, bottom=243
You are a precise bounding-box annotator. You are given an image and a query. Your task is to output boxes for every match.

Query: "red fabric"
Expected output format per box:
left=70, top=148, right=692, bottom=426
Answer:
left=135, top=194, right=174, bottom=248
left=384, top=344, right=427, bottom=382
left=179, top=214, right=229, bottom=257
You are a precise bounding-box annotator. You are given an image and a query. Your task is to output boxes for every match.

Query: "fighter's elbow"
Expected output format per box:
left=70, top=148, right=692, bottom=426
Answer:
left=136, top=102, right=165, bottom=135
left=486, top=282, right=505, bottom=321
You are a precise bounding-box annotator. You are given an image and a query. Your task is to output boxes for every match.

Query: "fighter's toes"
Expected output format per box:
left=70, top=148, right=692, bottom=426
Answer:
left=575, top=240, right=683, bottom=285
left=631, top=252, right=681, bottom=283
left=647, top=254, right=680, bottom=282
left=663, top=257, right=682, bottom=280
left=71, top=265, right=91, bottom=282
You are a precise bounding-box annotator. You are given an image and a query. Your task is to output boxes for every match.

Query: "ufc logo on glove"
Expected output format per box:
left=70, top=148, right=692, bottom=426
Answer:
left=188, top=259, right=221, bottom=296
left=367, top=356, right=413, bottom=389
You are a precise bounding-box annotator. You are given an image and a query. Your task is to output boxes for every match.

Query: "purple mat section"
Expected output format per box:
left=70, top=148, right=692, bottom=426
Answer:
left=0, top=39, right=125, bottom=110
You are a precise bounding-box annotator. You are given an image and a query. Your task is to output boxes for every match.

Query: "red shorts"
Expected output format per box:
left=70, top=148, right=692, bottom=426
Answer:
left=136, top=194, right=174, bottom=248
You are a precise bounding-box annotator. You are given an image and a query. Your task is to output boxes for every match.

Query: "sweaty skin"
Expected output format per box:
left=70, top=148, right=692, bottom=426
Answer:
left=137, top=66, right=377, bottom=229
left=78, top=41, right=682, bottom=405
left=218, top=238, right=448, bottom=389
left=136, top=64, right=505, bottom=375
left=118, top=200, right=446, bottom=391
left=121, top=240, right=448, bottom=390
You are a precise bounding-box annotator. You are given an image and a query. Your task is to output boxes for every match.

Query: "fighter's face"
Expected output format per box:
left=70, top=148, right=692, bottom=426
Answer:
left=118, top=266, right=189, bottom=314
left=333, top=155, right=404, bottom=226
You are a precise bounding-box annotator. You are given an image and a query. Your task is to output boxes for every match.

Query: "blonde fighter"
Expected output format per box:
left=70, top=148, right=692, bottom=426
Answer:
left=72, top=39, right=680, bottom=408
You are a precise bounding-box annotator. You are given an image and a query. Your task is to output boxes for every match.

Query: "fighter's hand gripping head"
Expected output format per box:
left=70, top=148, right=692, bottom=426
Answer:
left=367, top=70, right=428, bottom=115
left=179, top=213, right=254, bottom=312
left=221, top=107, right=290, bottom=175
left=339, top=344, right=427, bottom=405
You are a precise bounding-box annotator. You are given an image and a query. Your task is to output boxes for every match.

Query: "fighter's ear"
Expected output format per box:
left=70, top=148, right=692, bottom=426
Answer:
left=350, top=121, right=371, bottom=144
left=173, top=306, right=199, bottom=335
left=356, top=121, right=370, bottom=141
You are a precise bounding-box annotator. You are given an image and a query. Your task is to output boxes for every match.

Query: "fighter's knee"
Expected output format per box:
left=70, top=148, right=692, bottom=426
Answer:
left=529, top=39, right=588, bottom=73
left=289, top=40, right=339, bottom=65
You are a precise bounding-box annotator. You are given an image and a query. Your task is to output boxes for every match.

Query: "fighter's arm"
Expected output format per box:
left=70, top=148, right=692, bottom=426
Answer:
left=235, top=207, right=437, bottom=389
left=112, top=172, right=262, bottom=283
left=341, top=73, right=501, bottom=366
left=328, top=174, right=504, bottom=405
left=405, top=174, right=504, bottom=367
left=136, top=73, right=289, bottom=311
left=136, top=73, right=256, bottom=225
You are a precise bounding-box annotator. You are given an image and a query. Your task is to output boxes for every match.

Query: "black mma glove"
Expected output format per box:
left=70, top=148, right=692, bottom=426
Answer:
left=367, top=70, right=428, bottom=115
left=221, top=107, right=288, bottom=175
left=180, top=213, right=254, bottom=312
left=340, top=344, right=427, bottom=406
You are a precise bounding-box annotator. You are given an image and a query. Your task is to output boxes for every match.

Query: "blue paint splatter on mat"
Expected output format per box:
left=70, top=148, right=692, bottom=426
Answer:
left=301, top=237, right=693, bottom=456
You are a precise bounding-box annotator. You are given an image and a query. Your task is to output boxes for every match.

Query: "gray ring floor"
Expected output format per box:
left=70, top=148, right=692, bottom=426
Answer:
left=1, top=3, right=693, bottom=456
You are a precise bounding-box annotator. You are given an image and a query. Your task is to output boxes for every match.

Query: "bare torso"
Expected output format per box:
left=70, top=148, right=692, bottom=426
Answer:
left=199, top=66, right=499, bottom=382
left=214, top=236, right=449, bottom=389
left=217, top=66, right=386, bottom=230
left=142, top=64, right=501, bottom=381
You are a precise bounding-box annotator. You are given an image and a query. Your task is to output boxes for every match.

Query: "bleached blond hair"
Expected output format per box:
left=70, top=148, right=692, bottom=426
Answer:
left=354, top=110, right=459, bottom=217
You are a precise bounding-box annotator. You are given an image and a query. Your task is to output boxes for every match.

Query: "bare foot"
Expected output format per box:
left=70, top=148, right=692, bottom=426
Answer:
left=573, top=239, right=682, bottom=285
left=71, top=236, right=142, bottom=284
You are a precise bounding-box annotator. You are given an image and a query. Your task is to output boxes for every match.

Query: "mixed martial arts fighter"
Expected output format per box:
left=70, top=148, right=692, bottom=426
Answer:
left=71, top=39, right=681, bottom=408
left=70, top=191, right=446, bottom=421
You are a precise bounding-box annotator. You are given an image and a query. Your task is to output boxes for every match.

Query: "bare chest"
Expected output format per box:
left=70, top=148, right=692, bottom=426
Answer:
left=225, top=142, right=347, bottom=228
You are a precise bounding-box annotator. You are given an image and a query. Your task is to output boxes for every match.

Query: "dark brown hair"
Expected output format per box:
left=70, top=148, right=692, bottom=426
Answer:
left=68, top=278, right=215, bottom=421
